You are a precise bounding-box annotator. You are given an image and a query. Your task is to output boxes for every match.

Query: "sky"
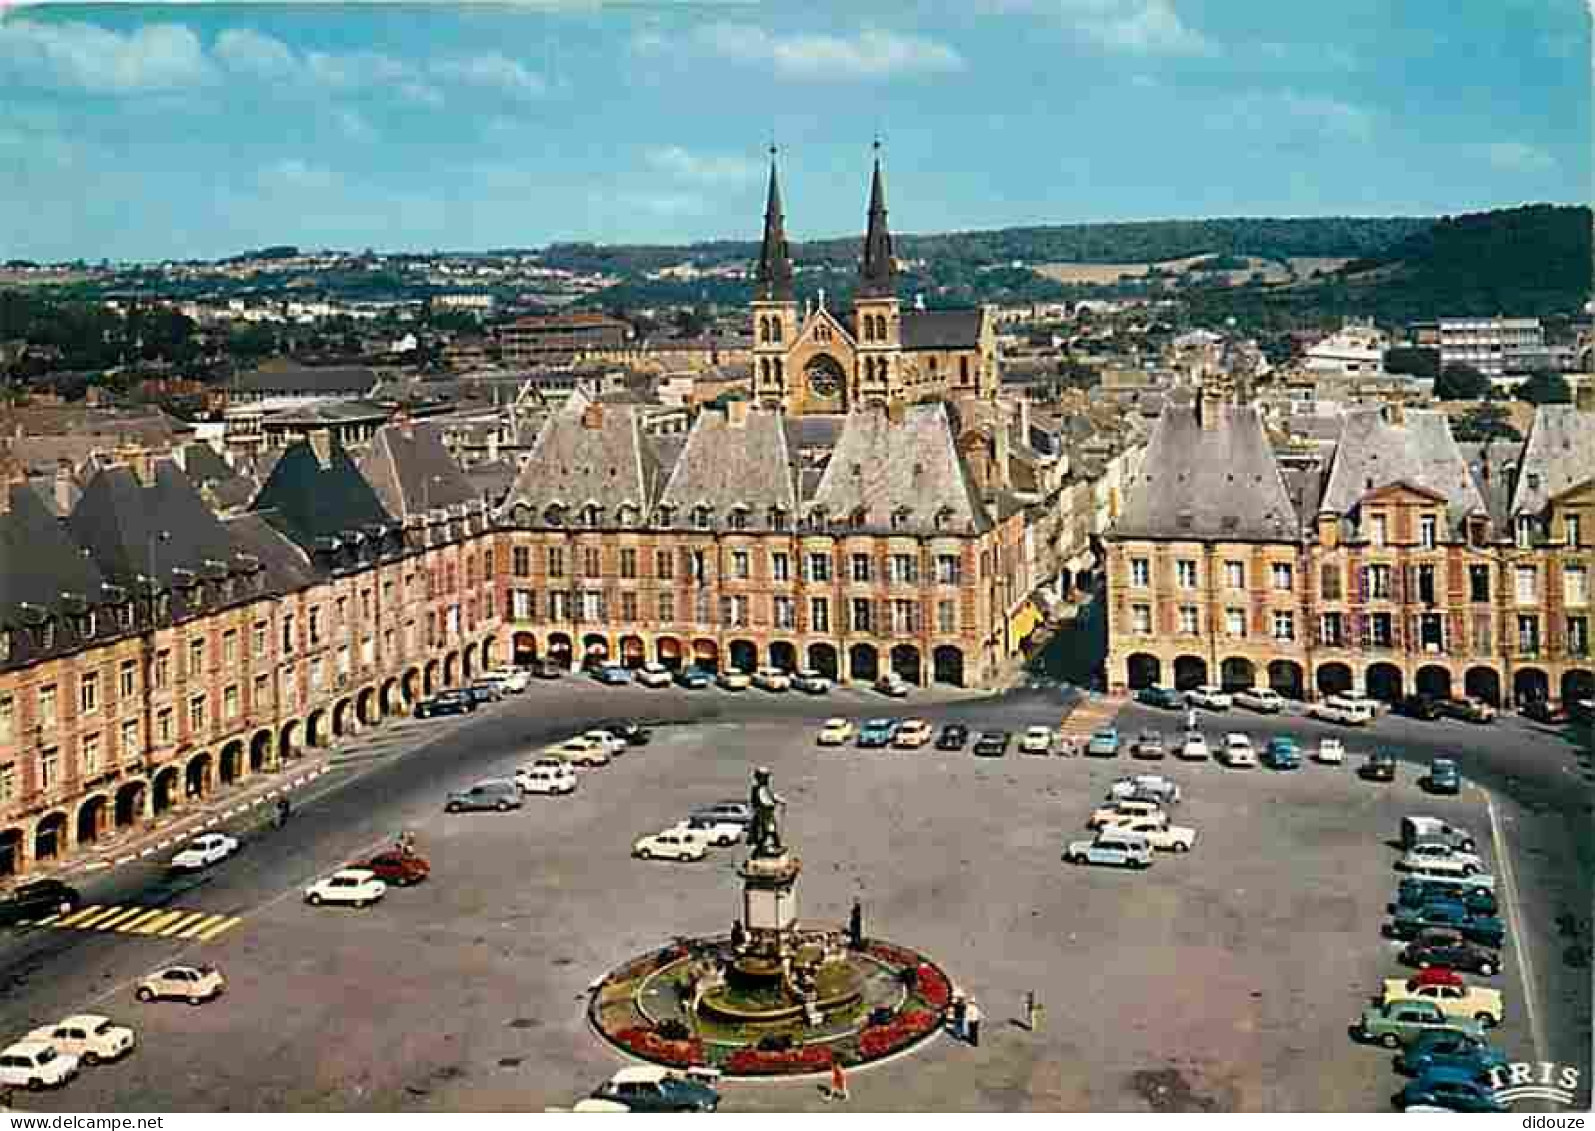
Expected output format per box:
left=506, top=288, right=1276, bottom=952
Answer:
left=0, top=1, right=1589, bottom=262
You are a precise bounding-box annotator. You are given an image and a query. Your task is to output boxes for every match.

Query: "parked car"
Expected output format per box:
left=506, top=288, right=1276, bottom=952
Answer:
left=1394, top=1067, right=1506, bottom=1112
left=592, top=663, right=632, bottom=686
left=1019, top=726, right=1055, bottom=755
left=1134, top=686, right=1182, bottom=709
left=1401, top=928, right=1501, bottom=976
left=529, top=658, right=565, bottom=680
left=0, top=1040, right=78, bottom=1090
left=445, top=780, right=523, bottom=813
left=856, top=718, right=900, bottom=748
left=304, top=868, right=386, bottom=908
left=598, top=721, right=652, bottom=746
left=581, top=729, right=629, bottom=758
left=362, top=850, right=431, bottom=886
left=1130, top=730, right=1165, bottom=760
left=1402, top=816, right=1477, bottom=854
left=1261, top=736, right=1301, bottom=770
left=816, top=718, right=856, bottom=746
left=1089, top=798, right=1166, bottom=829
left=169, top=833, right=240, bottom=872
left=481, top=667, right=531, bottom=694
left=1218, top=733, right=1257, bottom=768
left=1389, top=900, right=1506, bottom=948
left=1108, top=774, right=1182, bottom=805
left=1142, top=823, right=1198, bottom=853
left=634, top=663, right=673, bottom=688
left=1352, top=999, right=1485, bottom=1049
left=1315, top=737, right=1345, bottom=765
left=690, top=802, right=753, bottom=827
left=1184, top=685, right=1233, bottom=710
left=1234, top=687, right=1286, bottom=713
left=1424, top=758, right=1462, bottom=795
left=936, top=723, right=969, bottom=750
left=1399, top=693, right=1445, bottom=721
left=674, top=816, right=743, bottom=847
left=972, top=730, right=1011, bottom=757
left=414, top=690, right=475, bottom=719
left=1396, top=877, right=1497, bottom=916
left=544, top=736, right=611, bottom=767
left=1381, top=971, right=1503, bottom=1028
left=1177, top=731, right=1210, bottom=761
left=716, top=668, right=752, bottom=691
left=1308, top=695, right=1374, bottom=726
left=0, top=879, right=81, bottom=927
left=1064, top=830, right=1154, bottom=869
left=1085, top=728, right=1121, bottom=757
left=874, top=673, right=911, bottom=698
left=1396, top=1030, right=1506, bottom=1078
left=1360, top=751, right=1398, bottom=782
left=791, top=668, right=831, bottom=694
left=590, top=1066, right=720, bottom=1112
left=462, top=683, right=502, bottom=707
left=894, top=719, right=934, bottom=749
left=1438, top=697, right=1495, bottom=724
left=752, top=667, right=792, bottom=692
left=1520, top=698, right=1567, bottom=724
left=135, top=964, right=225, bottom=1005
left=1399, top=842, right=1484, bottom=877
left=516, top=762, right=578, bottom=795
left=674, top=666, right=713, bottom=690
left=27, top=1015, right=135, bottom=1066
left=632, top=829, right=708, bottom=862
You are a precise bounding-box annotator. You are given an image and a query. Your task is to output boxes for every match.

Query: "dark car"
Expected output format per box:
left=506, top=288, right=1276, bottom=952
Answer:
left=1396, top=1031, right=1507, bottom=1078
left=591, top=1067, right=720, bottom=1112
left=598, top=721, right=652, bottom=746
left=973, top=730, right=1011, bottom=757
left=1394, top=1067, right=1506, bottom=1113
left=1399, top=694, right=1444, bottom=721
left=1437, top=697, right=1496, bottom=724
left=1520, top=698, right=1567, bottom=724
left=445, top=779, right=522, bottom=813
left=936, top=723, right=969, bottom=750
left=463, top=683, right=501, bottom=706
left=1135, top=686, right=1183, bottom=709
left=1131, top=729, right=1166, bottom=760
left=414, top=690, right=475, bottom=719
left=1261, top=736, right=1302, bottom=770
left=1400, top=928, right=1501, bottom=976
left=530, top=659, right=565, bottom=680
left=1424, top=757, right=1462, bottom=795
left=689, top=802, right=753, bottom=827
left=674, top=666, right=713, bottom=690
left=362, top=851, right=431, bottom=886
left=0, top=879, right=81, bottom=927
left=1395, top=877, right=1498, bottom=917
left=591, top=663, right=631, bottom=686
left=1359, top=751, right=1397, bottom=782
left=1389, top=899, right=1506, bottom=949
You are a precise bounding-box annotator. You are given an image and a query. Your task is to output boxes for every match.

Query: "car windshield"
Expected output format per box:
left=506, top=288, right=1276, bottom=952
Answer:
left=91, top=1020, right=113, bottom=1035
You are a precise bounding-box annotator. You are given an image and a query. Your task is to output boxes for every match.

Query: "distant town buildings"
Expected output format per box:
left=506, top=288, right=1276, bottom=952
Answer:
left=1421, top=316, right=1548, bottom=381
left=497, top=312, right=632, bottom=366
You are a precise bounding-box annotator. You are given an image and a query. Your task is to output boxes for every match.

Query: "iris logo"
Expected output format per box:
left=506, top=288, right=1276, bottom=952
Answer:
left=1488, top=1061, right=1582, bottom=1107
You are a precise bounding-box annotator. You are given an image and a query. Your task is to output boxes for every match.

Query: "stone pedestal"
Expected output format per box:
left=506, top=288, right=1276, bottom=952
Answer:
left=739, top=851, right=802, bottom=954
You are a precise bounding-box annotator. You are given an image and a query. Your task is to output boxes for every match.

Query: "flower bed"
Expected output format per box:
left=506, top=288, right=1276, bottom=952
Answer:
left=725, top=1044, right=834, bottom=1075
left=857, top=1010, right=938, bottom=1060
left=613, top=1026, right=705, bottom=1068
left=863, top=940, right=922, bottom=969
left=916, top=963, right=951, bottom=1010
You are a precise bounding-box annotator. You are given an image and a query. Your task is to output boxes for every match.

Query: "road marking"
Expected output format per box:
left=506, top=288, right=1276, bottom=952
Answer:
left=157, top=911, right=210, bottom=938
left=34, top=913, right=61, bottom=928
left=56, top=905, right=104, bottom=928
left=1486, top=790, right=1546, bottom=1065
left=189, top=915, right=240, bottom=942
left=95, top=907, right=149, bottom=931
left=118, top=909, right=168, bottom=933
left=73, top=906, right=127, bottom=930
left=132, top=910, right=185, bottom=936
left=115, top=855, right=136, bottom=865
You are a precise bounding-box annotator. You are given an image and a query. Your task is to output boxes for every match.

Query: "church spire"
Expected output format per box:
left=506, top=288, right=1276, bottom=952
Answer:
left=858, top=139, right=895, bottom=299
left=754, top=145, right=794, bottom=302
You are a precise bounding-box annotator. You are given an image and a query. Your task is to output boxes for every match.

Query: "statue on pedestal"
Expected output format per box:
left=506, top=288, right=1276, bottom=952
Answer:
left=746, top=767, right=786, bottom=857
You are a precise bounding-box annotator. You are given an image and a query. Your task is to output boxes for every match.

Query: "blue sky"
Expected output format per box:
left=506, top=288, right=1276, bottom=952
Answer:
left=0, top=1, right=1588, bottom=262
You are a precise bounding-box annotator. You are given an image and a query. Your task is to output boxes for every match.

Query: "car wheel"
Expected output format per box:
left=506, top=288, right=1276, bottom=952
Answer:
left=355, top=899, right=368, bottom=909
left=1462, top=864, right=1480, bottom=876
left=1173, top=842, right=1190, bottom=853
left=28, top=1078, right=43, bottom=1091
left=308, top=893, right=324, bottom=906
left=188, top=995, right=204, bottom=1007
left=496, top=800, right=511, bottom=812
left=136, top=987, right=155, bottom=1003
left=83, top=1052, right=99, bottom=1067
left=1381, top=1034, right=1401, bottom=1050
left=1461, top=840, right=1476, bottom=853
left=1477, top=960, right=1497, bottom=976
left=638, top=848, right=652, bottom=859
left=1476, top=1013, right=1498, bottom=1028
left=446, top=802, right=460, bottom=813
left=58, top=900, right=75, bottom=917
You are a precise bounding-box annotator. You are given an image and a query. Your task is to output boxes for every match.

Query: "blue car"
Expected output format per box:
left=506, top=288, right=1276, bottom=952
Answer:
left=673, top=666, right=712, bottom=689
left=591, top=663, right=631, bottom=685
left=1394, top=1066, right=1506, bottom=1112
left=1085, top=728, right=1121, bottom=757
left=1135, top=686, right=1183, bottom=709
left=1261, top=736, right=1301, bottom=770
left=1396, top=1031, right=1506, bottom=1078
left=856, top=719, right=900, bottom=748
left=1425, top=757, right=1462, bottom=795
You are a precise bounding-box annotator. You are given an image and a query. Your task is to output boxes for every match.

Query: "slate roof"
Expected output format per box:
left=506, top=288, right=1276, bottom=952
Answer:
left=809, top=403, right=990, bottom=535
left=358, top=422, right=479, bottom=520
left=0, top=483, right=106, bottom=629
left=501, top=403, right=660, bottom=518
left=657, top=407, right=797, bottom=529
left=1458, top=441, right=1518, bottom=529
left=464, top=459, right=518, bottom=506
left=233, top=365, right=381, bottom=396
left=901, top=308, right=983, bottom=351
left=222, top=513, right=320, bottom=595
left=1114, top=402, right=1301, bottom=542
left=1510, top=405, right=1595, bottom=515
left=1319, top=408, right=1488, bottom=534
left=263, top=399, right=387, bottom=425
left=250, top=435, right=395, bottom=549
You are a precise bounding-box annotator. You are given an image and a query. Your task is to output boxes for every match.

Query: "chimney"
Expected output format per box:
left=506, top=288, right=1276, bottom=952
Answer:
left=308, top=428, right=335, bottom=470
left=54, top=459, right=74, bottom=514
left=994, top=420, right=1012, bottom=490
left=395, top=407, right=414, bottom=439
left=726, top=398, right=751, bottom=428
left=1385, top=401, right=1405, bottom=426
left=885, top=400, right=906, bottom=425
left=1017, top=396, right=1032, bottom=446
left=581, top=403, right=605, bottom=430
left=487, top=428, right=500, bottom=463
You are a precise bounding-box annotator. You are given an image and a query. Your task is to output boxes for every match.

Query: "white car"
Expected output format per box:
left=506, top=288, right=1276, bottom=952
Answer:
left=481, top=668, right=530, bottom=694
left=516, top=763, right=578, bottom=795
left=894, top=719, right=934, bottom=748
left=1089, top=798, right=1166, bottom=829
left=1178, top=732, right=1210, bottom=760
left=716, top=669, right=752, bottom=691
left=169, top=833, right=240, bottom=872
left=1108, top=774, right=1182, bottom=804
left=1143, top=823, right=1198, bottom=853
left=582, top=730, right=628, bottom=758
left=632, top=829, right=708, bottom=862
left=1019, top=726, right=1054, bottom=755
left=672, top=817, right=743, bottom=847
left=1185, top=685, right=1233, bottom=710
left=634, top=663, right=673, bottom=688
left=752, top=667, right=792, bottom=692
left=27, top=1016, right=135, bottom=1066
left=1219, top=733, right=1257, bottom=767
left=792, top=668, right=832, bottom=694
left=135, top=964, right=226, bottom=1005
left=304, top=868, right=387, bottom=907
left=546, top=737, right=610, bottom=767
left=0, top=1040, right=78, bottom=1090
left=1234, top=687, right=1286, bottom=713
left=816, top=718, right=855, bottom=746
left=1307, top=695, right=1374, bottom=726
left=1316, top=737, right=1346, bottom=765
left=1398, top=843, right=1484, bottom=876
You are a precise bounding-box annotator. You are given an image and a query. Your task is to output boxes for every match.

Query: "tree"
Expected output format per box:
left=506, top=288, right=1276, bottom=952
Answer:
left=1451, top=402, right=1522, bottom=443
left=1435, top=362, right=1491, bottom=401
left=1384, top=346, right=1439, bottom=379
left=1514, top=369, right=1572, bottom=405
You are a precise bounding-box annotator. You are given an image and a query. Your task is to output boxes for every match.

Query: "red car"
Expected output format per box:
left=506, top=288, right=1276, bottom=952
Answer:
left=362, top=851, right=430, bottom=886
left=1404, top=967, right=1465, bottom=991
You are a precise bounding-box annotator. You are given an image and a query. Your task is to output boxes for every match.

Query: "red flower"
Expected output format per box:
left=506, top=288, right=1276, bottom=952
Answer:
left=725, top=1045, right=834, bottom=1076
left=612, top=1026, right=704, bottom=1067
left=916, top=964, right=951, bottom=1009
left=858, top=1010, right=939, bottom=1060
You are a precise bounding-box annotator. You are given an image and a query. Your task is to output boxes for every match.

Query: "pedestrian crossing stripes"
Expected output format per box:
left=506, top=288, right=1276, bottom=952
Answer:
left=33, top=904, right=241, bottom=942
left=1058, top=695, right=1125, bottom=739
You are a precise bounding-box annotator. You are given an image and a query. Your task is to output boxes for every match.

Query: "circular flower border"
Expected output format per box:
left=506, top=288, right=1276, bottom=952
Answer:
left=588, top=935, right=953, bottom=1077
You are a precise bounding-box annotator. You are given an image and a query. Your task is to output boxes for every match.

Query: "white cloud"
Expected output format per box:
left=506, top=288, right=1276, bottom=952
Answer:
left=260, top=158, right=338, bottom=192
left=335, top=108, right=377, bottom=143
left=304, top=48, right=411, bottom=88
left=0, top=18, right=214, bottom=93
left=1210, top=90, right=1373, bottom=145
left=990, top=0, right=1213, bottom=56
left=1477, top=141, right=1556, bottom=174
left=653, top=23, right=965, bottom=80
left=213, top=27, right=295, bottom=80
left=645, top=146, right=758, bottom=184
left=430, top=53, right=545, bottom=101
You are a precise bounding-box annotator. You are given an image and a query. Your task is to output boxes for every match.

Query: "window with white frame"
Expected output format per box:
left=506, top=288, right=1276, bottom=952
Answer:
left=1226, top=608, right=1246, bottom=637
left=774, top=596, right=795, bottom=629
left=157, top=707, right=174, bottom=745
left=39, top=747, right=58, bottom=791
left=1420, top=514, right=1437, bottom=549
left=79, top=672, right=98, bottom=715
left=1568, top=514, right=1583, bottom=548
left=1224, top=561, right=1244, bottom=589
left=82, top=731, right=101, bottom=776
left=38, top=685, right=57, bottom=730
left=1369, top=513, right=1387, bottom=547
left=809, top=597, right=830, bottom=632
left=120, top=718, right=139, bottom=762
left=1178, top=606, right=1199, bottom=634
left=1131, top=604, right=1152, bottom=634
left=0, top=694, right=12, bottom=743
left=1272, top=611, right=1295, bottom=641
left=771, top=552, right=790, bottom=582
left=1130, top=558, right=1150, bottom=587
left=937, top=600, right=956, bottom=633
left=807, top=553, right=832, bottom=582
left=1566, top=565, right=1588, bottom=607
left=1517, top=614, right=1540, bottom=652
left=1176, top=560, right=1198, bottom=589
left=189, top=694, right=206, bottom=733
left=1270, top=562, right=1294, bottom=591
left=1515, top=566, right=1537, bottom=604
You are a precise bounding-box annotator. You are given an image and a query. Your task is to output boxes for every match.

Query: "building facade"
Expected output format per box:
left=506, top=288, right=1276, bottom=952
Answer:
left=497, top=313, right=631, bottom=365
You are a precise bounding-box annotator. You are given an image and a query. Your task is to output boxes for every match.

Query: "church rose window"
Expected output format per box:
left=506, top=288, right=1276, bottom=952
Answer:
left=806, top=354, right=844, bottom=398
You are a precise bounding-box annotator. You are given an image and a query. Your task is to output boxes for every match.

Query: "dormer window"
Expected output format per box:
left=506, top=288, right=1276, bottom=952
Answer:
left=80, top=611, right=96, bottom=639
left=728, top=507, right=749, bottom=532
left=118, top=603, right=134, bottom=629
left=693, top=506, right=713, bottom=530
left=544, top=504, right=566, bottom=527
left=768, top=507, right=788, bottom=532
left=934, top=506, right=954, bottom=531
left=891, top=507, right=912, bottom=532
left=583, top=504, right=603, bottom=528
left=0, top=629, right=9, bottom=661
left=1516, top=514, right=1534, bottom=549
left=850, top=506, right=867, bottom=530
left=38, top=620, right=55, bottom=651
